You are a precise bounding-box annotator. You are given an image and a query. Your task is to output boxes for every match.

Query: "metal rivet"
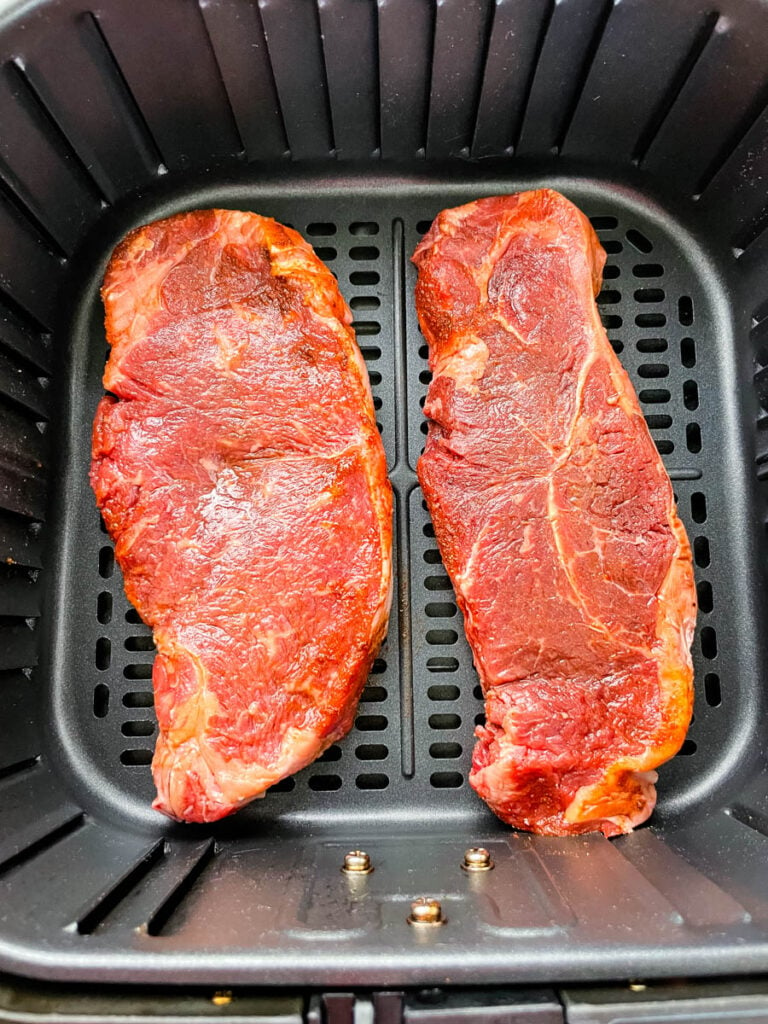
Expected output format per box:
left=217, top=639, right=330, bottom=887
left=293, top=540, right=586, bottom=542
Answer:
left=341, top=850, right=373, bottom=875
left=211, top=991, right=233, bottom=1006
left=408, top=897, right=445, bottom=926
left=461, top=847, right=494, bottom=872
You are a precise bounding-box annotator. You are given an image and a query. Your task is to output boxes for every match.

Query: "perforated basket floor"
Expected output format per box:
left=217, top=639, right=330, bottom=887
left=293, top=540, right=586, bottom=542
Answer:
left=56, top=180, right=735, bottom=831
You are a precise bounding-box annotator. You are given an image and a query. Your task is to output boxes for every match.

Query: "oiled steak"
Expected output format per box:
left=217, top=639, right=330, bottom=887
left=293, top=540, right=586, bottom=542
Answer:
left=92, top=210, right=392, bottom=823
left=414, top=190, right=695, bottom=836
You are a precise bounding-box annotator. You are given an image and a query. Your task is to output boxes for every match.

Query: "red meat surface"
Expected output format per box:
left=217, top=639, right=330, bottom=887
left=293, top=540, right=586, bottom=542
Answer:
left=92, top=209, right=392, bottom=823
left=414, top=190, right=695, bottom=836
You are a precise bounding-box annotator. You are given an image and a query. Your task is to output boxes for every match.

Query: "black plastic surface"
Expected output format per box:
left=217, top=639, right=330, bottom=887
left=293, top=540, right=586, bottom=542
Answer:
left=1, top=0, right=768, bottom=991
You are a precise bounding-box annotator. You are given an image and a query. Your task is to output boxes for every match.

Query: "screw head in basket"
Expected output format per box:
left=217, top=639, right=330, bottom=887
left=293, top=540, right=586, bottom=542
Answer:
left=461, top=846, right=494, bottom=872
left=341, top=849, right=373, bottom=875
left=408, top=897, right=445, bottom=926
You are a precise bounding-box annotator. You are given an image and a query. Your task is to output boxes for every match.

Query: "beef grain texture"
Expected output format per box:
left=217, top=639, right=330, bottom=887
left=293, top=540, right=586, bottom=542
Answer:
left=414, top=190, right=696, bottom=836
left=92, top=209, right=392, bottom=823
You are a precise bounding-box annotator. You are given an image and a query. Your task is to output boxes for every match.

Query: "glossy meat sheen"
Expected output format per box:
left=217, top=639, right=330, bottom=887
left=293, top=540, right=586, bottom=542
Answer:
left=414, top=190, right=695, bottom=836
left=91, top=209, right=392, bottom=823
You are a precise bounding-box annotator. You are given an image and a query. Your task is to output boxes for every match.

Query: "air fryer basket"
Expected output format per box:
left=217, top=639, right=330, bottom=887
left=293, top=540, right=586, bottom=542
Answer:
left=2, top=0, right=768, bottom=990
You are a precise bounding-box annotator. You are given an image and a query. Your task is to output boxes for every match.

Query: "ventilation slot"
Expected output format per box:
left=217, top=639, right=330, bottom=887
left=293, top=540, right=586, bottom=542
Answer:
left=427, top=684, right=459, bottom=700
left=308, top=775, right=342, bottom=791
left=356, top=744, right=388, bottom=761
left=355, top=773, right=388, bottom=790
left=430, top=771, right=462, bottom=788
left=705, top=673, right=722, bottom=707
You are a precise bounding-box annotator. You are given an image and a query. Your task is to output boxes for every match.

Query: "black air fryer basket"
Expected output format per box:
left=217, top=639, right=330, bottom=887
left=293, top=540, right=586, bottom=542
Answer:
left=3, top=0, right=768, bottom=1007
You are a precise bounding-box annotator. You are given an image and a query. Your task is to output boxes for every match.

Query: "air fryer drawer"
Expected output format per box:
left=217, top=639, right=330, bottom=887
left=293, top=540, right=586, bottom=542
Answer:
left=1, top=0, right=768, bottom=990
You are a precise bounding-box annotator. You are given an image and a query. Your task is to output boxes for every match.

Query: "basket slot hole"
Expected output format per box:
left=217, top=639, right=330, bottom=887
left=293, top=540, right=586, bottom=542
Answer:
left=368, top=370, right=382, bottom=386
left=317, top=745, right=342, bottom=762
left=371, top=658, right=387, bottom=675
left=638, top=364, right=669, bottom=379
left=655, top=440, right=674, bottom=455
left=705, top=672, right=722, bottom=707
left=697, top=580, right=713, bottom=613
left=601, top=314, right=622, bottom=329
left=429, top=742, right=462, bottom=759
left=602, top=265, right=620, bottom=280
left=350, top=271, right=379, bottom=285
left=362, top=685, right=387, bottom=703
left=418, top=345, right=429, bottom=360
left=427, top=684, right=459, bottom=700
left=681, top=338, right=696, bottom=367
left=635, top=288, right=665, bottom=303
left=590, top=216, right=618, bottom=230
left=419, top=369, right=432, bottom=384
left=314, top=247, right=336, bottom=261
left=426, top=629, right=458, bottom=645
left=121, top=720, right=154, bottom=737
left=420, top=421, right=429, bottom=435
left=679, top=296, right=694, bottom=326
left=372, top=396, right=382, bottom=411
left=125, top=607, right=143, bottom=624
left=636, top=313, right=666, bottom=327
left=691, top=491, right=707, bottom=523
left=306, top=222, right=336, bottom=236
left=98, top=546, right=114, bottom=578
left=120, top=749, right=152, bottom=766
left=430, top=771, right=463, bottom=788
left=425, top=602, right=457, bottom=618
left=124, top=664, right=153, bottom=680
left=93, top=683, right=109, bottom=719
left=602, top=240, right=622, bottom=254
left=684, top=381, right=699, bottom=410
left=637, top=338, right=667, bottom=353
left=610, top=340, right=624, bottom=354
left=123, top=691, right=153, bottom=708
left=423, top=522, right=435, bottom=537
left=427, top=657, right=459, bottom=673
left=639, top=388, right=670, bottom=404
left=268, top=778, right=295, bottom=793
left=356, top=715, right=387, bottom=731
left=350, top=222, right=379, bottom=236
left=475, top=712, right=486, bottom=726
left=678, top=739, right=697, bottom=756
left=95, top=637, right=111, bottom=670
left=633, top=263, right=663, bottom=278
left=353, top=321, right=381, bottom=336
left=360, top=345, right=381, bottom=361
left=350, top=296, right=380, bottom=310
left=694, top=536, right=710, bottom=568
left=350, top=246, right=379, bottom=261
left=125, top=635, right=155, bottom=652
left=308, top=774, right=342, bottom=791
left=424, top=575, right=452, bottom=591
left=423, top=549, right=443, bottom=564
left=96, top=591, right=112, bottom=624
left=626, top=229, right=653, bottom=253
left=356, top=744, right=388, bottom=761
left=645, top=414, right=672, bottom=429
left=597, top=290, right=621, bottom=305
left=417, top=220, right=433, bottom=234
left=428, top=713, right=461, bottom=729
left=701, top=626, right=717, bottom=659
left=356, top=773, right=388, bottom=790
left=686, top=423, right=702, bottom=453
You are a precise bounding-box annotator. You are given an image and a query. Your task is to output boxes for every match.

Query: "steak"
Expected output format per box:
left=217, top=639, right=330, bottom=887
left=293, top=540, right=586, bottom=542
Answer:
left=92, top=209, right=392, bottom=823
left=413, top=190, right=695, bottom=836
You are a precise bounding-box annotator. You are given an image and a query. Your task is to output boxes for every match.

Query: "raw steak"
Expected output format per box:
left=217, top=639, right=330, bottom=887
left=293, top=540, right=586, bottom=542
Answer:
left=92, top=209, right=392, bottom=823
left=414, top=190, right=695, bottom=836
